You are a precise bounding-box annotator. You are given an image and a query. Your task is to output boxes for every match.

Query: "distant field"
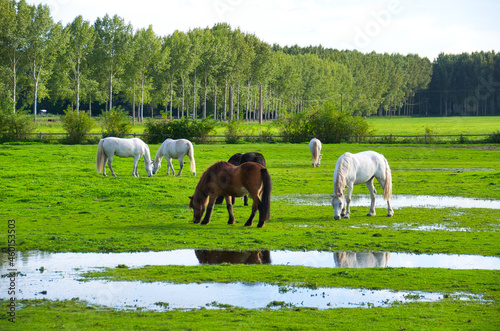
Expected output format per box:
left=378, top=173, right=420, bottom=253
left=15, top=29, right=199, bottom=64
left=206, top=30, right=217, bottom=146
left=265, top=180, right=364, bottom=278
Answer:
left=367, top=116, right=500, bottom=135
left=34, top=115, right=499, bottom=137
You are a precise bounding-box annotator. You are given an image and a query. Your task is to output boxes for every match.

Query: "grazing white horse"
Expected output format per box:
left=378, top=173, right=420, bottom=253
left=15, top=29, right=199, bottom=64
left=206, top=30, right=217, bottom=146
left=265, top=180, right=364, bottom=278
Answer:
left=152, top=138, right=196, bottom=176
left=309, top=138, right=322, bottom=167
left=96, top=137, right=153, bottom=177
left=331, top=151, right=393, bottom=220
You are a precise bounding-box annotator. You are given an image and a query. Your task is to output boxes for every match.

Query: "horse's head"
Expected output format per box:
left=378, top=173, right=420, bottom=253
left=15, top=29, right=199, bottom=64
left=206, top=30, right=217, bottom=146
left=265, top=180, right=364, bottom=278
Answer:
left=152, top=160, right=161, bottom=175
left=144, top=160, right=154, bottom=177
left=331, top=193, right=344, bottom=220
left=189, top=195, right=206, bottom=224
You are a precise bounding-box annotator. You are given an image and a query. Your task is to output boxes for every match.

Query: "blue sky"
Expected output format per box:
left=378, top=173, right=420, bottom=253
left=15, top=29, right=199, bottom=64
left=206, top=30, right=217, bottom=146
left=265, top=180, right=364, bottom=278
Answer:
left=28, top=0, right=499, bottom=60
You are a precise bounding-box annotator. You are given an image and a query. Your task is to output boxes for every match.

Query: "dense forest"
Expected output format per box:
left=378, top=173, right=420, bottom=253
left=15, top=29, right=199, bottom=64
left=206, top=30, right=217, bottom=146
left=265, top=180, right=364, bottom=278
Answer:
left=0, top=0, right=498, bottom=122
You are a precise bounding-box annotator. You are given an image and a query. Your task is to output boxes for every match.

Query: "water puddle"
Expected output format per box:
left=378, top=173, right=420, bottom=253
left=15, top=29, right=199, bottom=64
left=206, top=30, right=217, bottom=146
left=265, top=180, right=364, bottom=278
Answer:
left=348, top=223, right=475, bottom=232
left=274, top=194, right=500, bottom=209
left=392, top=168, right=495, bottom=172
left=1, top=250, right=493, bottom=310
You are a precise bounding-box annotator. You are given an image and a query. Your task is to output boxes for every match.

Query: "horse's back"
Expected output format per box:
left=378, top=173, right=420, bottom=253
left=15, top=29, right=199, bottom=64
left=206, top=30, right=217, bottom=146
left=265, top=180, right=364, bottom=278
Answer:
left=350, top=151, right=387, bottom=183
left=103, top=137, right=145, bottom=157
left=309, top=138, right=321, bottom=151
left=241, top=152, right=266, bottom=167
left=228, top=153, right=243, bottom=165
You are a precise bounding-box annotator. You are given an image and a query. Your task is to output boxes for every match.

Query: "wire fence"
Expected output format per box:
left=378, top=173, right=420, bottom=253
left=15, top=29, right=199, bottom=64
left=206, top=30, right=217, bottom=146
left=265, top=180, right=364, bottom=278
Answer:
left=8, top=132, right=499, bottom=145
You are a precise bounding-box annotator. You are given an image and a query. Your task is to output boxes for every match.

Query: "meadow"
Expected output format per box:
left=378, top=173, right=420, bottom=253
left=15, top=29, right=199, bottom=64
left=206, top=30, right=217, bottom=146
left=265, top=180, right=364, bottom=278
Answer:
left=1, top=120, right=499, bottom=329
left=35, top=114, right=500, bottom=136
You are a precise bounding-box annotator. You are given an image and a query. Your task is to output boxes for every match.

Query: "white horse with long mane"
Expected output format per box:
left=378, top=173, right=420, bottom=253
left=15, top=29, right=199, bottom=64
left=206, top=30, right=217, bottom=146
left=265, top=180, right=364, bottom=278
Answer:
left=96, top=137, right=153, bottom=177
left=309, top=138, right=322, bottom=167
left=152, top=138, right=196, bottom=176
left=331, top=151, right=393, bottom=220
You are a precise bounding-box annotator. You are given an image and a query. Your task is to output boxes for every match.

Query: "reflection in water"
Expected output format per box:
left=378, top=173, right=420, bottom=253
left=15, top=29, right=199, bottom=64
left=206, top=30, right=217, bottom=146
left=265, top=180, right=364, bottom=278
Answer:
left=334, top=252, right=391, bottom=268
left=274, top=194, right=500, bottom=209
left=0, top=250, right=493, bottom=310
left=195, top=250, right=271, bottom=264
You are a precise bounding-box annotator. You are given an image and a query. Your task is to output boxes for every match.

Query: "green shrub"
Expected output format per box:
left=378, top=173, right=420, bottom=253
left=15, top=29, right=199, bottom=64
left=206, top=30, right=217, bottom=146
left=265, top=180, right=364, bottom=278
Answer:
left=277, top=102, right=371, bottom=143
left=225, top=120, right=243, bottom=144
left=485, top=131, right=500, bottom=144
left=144, top=117, right=216, bottom=144
left=61, top=109, right=95, bottom=144
left=99, top=107, right=132, bottom=138
left=0, top=110, right=37, bottom=142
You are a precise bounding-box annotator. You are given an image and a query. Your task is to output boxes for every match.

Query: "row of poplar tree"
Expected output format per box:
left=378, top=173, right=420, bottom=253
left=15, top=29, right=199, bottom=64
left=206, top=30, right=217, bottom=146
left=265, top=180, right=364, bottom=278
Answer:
left=1, top=0, right=497, bottom=121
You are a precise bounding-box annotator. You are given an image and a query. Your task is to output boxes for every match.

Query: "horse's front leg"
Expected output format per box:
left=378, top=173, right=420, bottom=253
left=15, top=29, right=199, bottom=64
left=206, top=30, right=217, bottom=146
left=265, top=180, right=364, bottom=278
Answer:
left=167, top=158, right=174, bottom=176
left=243, top=195, right=249, bottom=206
left=225, top=195, right=235, bottom=225
left=176, top=158, right=184, bottom=177
left=366, top=179, right=377, bottom=216
left=344, top=185, right=353, bottom=219
left=201, top=196, right=216, bottom=225
left=245, top=194, right=261, bottom=227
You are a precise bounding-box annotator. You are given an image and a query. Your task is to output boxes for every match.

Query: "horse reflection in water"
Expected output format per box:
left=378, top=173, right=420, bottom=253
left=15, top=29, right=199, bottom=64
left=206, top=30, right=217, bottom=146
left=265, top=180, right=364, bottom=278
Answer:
left=195, top=250, right=271, bottom=265
left=334, top=252, right=391, bottom=268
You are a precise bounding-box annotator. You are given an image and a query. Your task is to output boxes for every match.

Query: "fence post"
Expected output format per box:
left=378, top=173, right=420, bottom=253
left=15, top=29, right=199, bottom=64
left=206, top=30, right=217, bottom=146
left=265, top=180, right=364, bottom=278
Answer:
left=425, top=134, right=427, bottom=144
left=40, top=132, right=43, bottom=140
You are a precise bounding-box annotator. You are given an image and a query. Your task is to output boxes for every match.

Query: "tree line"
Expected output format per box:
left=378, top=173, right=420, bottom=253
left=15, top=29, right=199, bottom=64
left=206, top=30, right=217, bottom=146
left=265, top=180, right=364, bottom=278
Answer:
left=0, top=0, right=498, bottom=123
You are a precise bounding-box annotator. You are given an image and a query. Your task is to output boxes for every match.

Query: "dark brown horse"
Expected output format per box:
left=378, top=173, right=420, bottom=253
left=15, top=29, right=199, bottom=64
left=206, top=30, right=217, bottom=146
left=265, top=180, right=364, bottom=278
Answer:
left=215, top=152, right=267, bottom=205
left=189, top=161, right=272, bottom=228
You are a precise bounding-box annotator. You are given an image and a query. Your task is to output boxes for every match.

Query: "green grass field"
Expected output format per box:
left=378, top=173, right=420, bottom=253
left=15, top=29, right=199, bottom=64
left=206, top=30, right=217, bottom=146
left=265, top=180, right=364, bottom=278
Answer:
left=34, top=114, right=500, bottom=136
left=0, top=139, right=499, bottom=329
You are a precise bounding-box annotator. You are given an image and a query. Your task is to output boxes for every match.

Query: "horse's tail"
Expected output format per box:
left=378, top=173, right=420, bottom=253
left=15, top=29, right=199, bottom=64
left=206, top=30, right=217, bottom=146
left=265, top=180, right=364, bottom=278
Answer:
left=96, top=139, right=105, bottom=173
left=383, top=157, right=392, bottom=201
left=259, top=168, right=272, bottom=221
left=187, top=142, right=196, bottom=175
left=310, top=139, right=318, bottom=165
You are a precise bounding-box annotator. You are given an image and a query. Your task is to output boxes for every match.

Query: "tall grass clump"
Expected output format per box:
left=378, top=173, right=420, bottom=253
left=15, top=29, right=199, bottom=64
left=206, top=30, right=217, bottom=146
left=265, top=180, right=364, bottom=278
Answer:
left=485, top=131, right=500, bottom=143
left=144, top=117, right=216, bottom=144
left=225, top=120, right=243, bottom=144
left=99, top=106, right=132, bottom=138
left=61, top=109, right=95, bottom=144
left=277, top=102, right=371, bottom=143
left=0, top=109, right=37, bottom=142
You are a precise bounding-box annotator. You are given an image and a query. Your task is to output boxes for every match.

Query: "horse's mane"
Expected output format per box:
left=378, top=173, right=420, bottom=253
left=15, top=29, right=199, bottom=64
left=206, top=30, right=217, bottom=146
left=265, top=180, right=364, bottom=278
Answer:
left=334, top=153, right=352, bottom=195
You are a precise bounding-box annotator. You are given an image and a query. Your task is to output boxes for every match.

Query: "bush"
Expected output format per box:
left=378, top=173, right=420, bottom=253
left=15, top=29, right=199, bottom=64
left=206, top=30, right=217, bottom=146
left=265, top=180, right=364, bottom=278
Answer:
left=225, top=120, right=243, bottom=144
left=485, top=131, right=500, bottom=144
left=61, top=109, right=95, bottom=144
left=0, top=110, right=37, bottom=142
left=99, top=106, right=132, bottom=138
left=144, top=117, right=216, bottom=144
left=277, top=102, right=371, bottom=143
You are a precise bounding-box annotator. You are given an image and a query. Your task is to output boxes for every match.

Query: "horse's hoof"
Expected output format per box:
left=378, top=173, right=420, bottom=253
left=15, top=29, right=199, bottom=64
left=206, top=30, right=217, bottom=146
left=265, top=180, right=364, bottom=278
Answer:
left=387, top=213, right=394, bottom=217
left=257, top=222, right=265, bottom=228
left=343, top=215, right=350, bottom=219
left=366, top=213, right=375, bottom=217
left=244, top=221, right=253, bottom=227
left=227, top=220, right=235, bottom=225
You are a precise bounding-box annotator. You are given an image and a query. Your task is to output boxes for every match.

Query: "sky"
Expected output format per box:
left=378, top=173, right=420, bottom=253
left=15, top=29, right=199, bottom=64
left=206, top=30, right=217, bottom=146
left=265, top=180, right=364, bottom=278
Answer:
left=27, top=0, right=500, bottom=61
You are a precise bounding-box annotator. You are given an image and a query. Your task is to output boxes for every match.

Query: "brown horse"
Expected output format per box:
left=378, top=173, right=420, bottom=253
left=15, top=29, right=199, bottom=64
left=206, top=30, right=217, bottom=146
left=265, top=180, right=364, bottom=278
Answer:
left=189, top=161, right=272, bottom=228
